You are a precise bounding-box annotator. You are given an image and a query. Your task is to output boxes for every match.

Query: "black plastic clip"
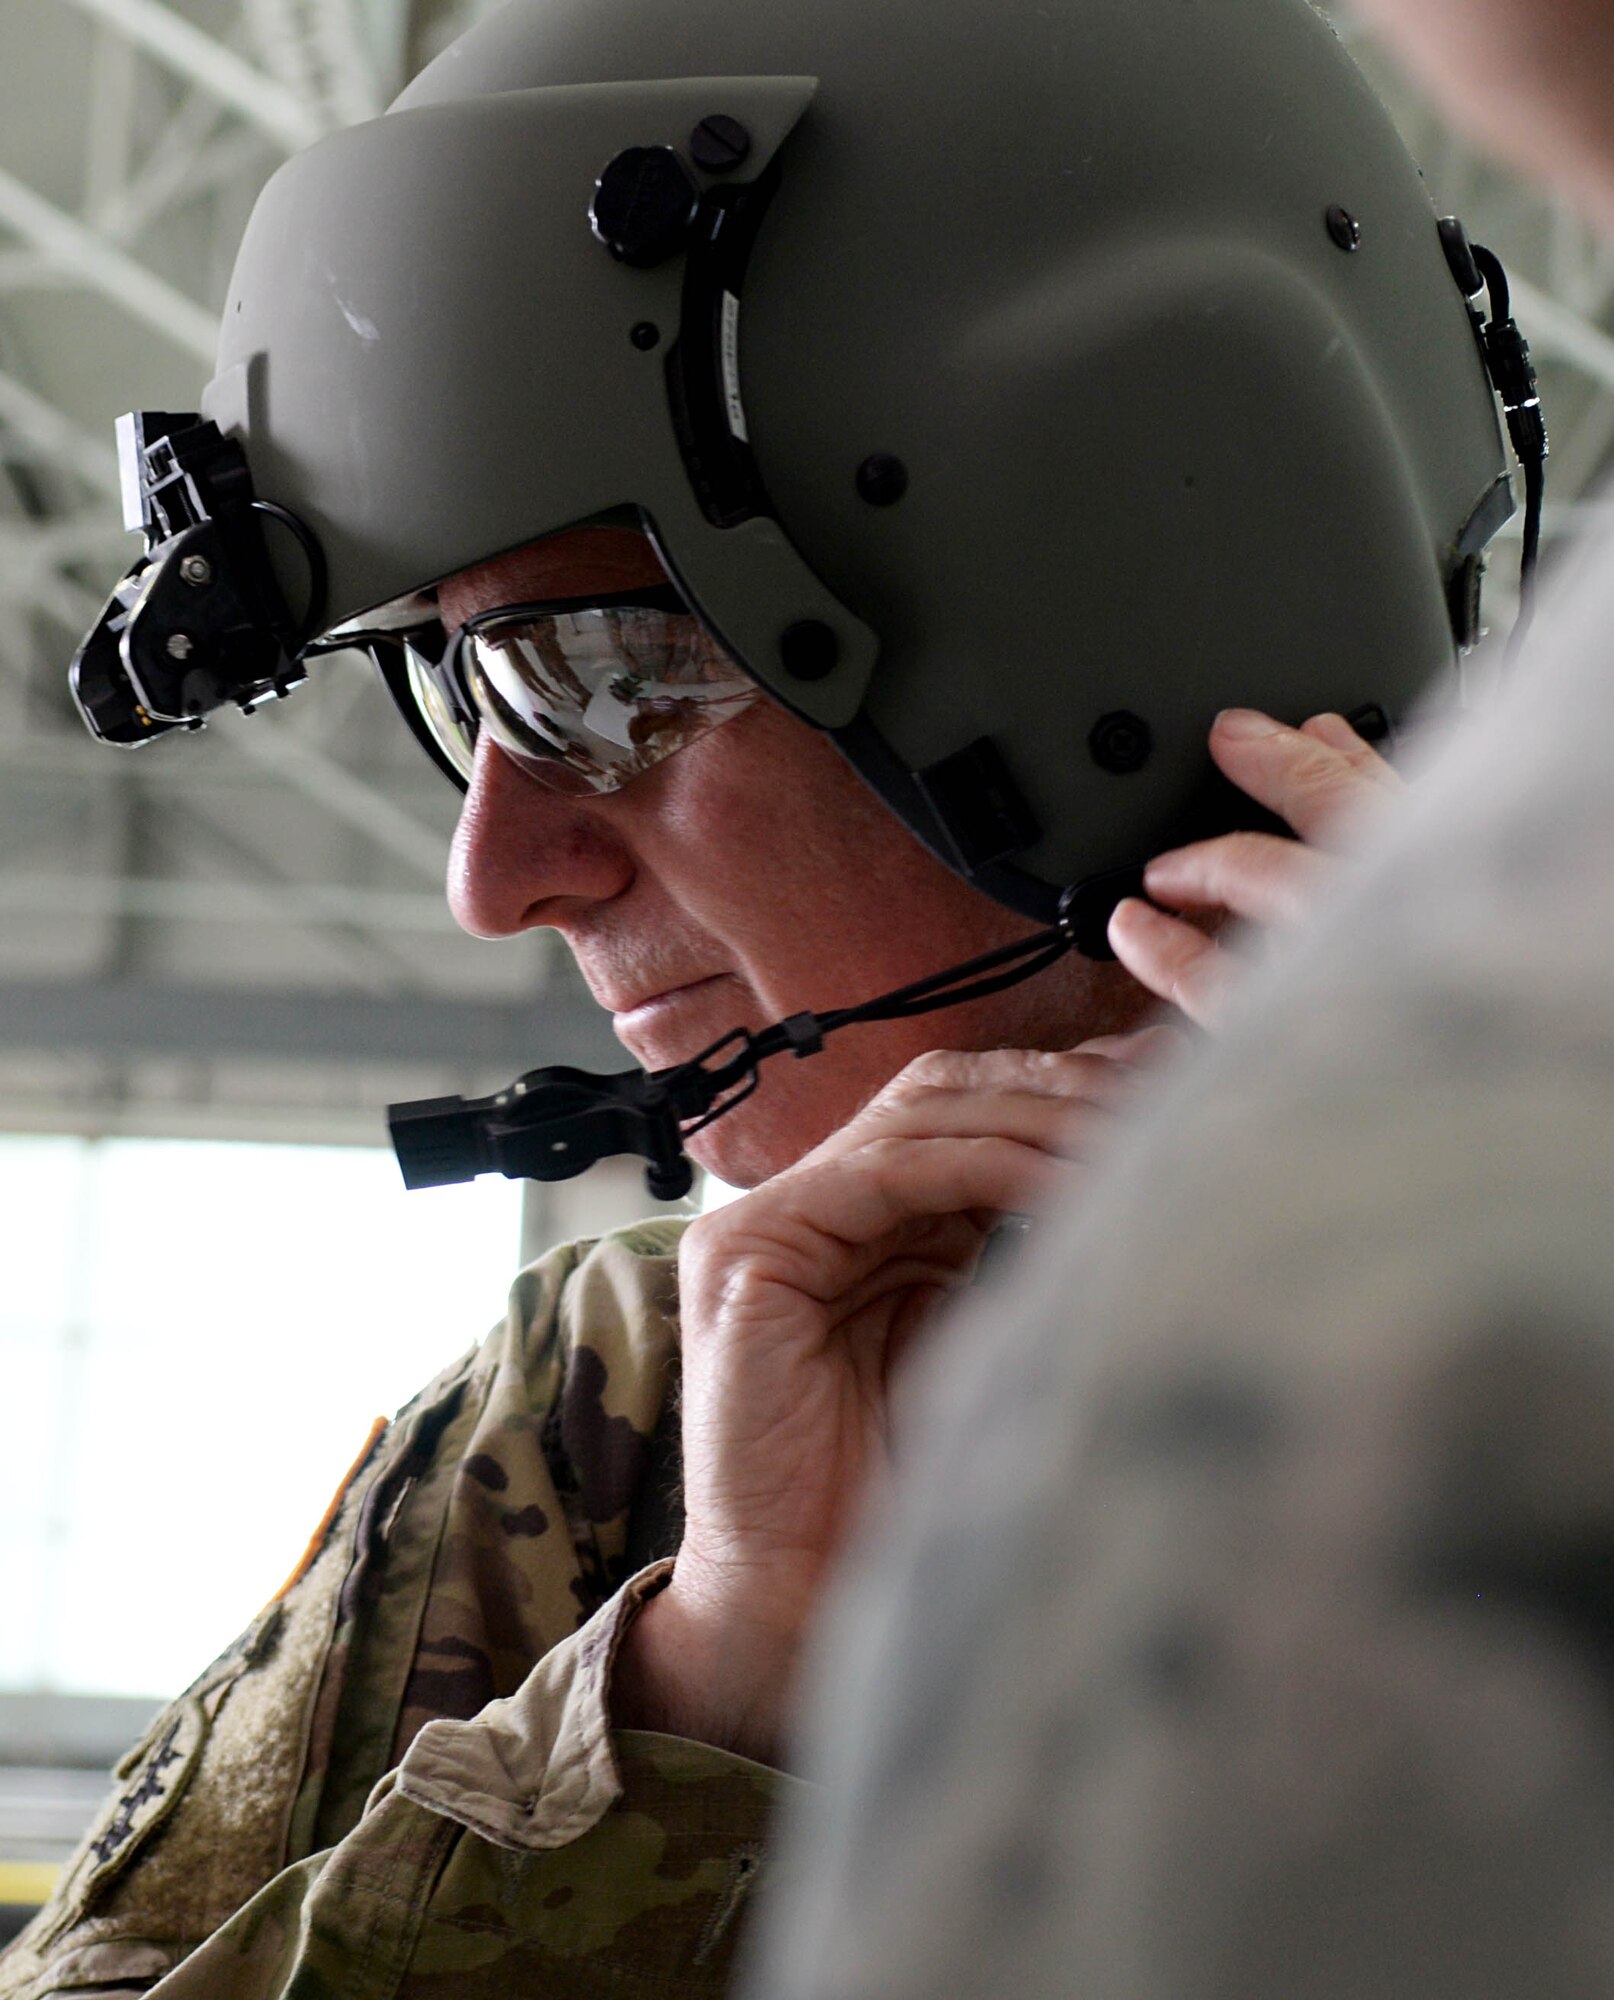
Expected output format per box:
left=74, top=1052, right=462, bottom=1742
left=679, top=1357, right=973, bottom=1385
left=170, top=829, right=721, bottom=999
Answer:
left=780, top=1012, right=825, bottom=1059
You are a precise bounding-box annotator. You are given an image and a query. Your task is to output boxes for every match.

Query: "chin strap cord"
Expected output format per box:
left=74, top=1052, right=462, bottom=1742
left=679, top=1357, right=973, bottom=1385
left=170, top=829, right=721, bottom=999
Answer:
left=674, top=908, right=1078, bottom=1138
left=388, top=899, right=1082, bottom=1199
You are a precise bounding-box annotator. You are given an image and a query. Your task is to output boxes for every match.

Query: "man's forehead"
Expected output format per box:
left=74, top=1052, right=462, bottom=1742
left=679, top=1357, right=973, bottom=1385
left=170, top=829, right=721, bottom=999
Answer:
left=437, top=524, right=667, bottom=628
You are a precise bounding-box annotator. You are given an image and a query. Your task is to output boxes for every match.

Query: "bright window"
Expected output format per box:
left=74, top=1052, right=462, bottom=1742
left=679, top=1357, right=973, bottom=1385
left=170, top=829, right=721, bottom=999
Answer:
left=0, top=1135, right=524, bottom=1700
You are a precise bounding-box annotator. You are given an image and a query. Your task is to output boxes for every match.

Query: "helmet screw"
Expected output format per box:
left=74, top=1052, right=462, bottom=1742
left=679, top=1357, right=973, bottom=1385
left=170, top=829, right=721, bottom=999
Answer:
left=1089, top=710, right=1152, bottom=774
left=689, top=115, right=752, bottom=174
left=779, top=620, right=840, bottom=682
left=856, top=454, right=909, bottom=506
left=179, top=554, right=212, bottom=586
left=590, top=147, right=700, bottom=267
left=166, top=632, right=195, bottom=661
left=1326, top=205, right=1362, bottom=252
left=630, top=321, right=661, bottom=351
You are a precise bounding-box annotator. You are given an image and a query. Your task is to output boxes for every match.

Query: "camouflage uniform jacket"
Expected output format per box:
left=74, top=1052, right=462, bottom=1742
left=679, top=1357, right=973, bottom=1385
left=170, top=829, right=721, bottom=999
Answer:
left=2, top=1216, right=800, bottom=2000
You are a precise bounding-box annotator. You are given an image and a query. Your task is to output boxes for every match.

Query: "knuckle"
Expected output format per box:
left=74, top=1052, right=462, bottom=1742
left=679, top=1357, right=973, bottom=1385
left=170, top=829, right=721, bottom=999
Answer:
left=870, top=1049, right=967, bottom=1109
left=1035, top=1044, right=1133, bottom=1079
left=900, top=1048, right=963, bottom=1089
left=1292, top=743, right=1350, bottom=794
left=679, top=1210, right=723, bottom=1267
left=857, top=1130, right=913, bottom=1167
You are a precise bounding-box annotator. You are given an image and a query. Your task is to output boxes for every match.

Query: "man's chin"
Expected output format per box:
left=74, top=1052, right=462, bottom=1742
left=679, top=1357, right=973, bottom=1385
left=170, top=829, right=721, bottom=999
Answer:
left=681, top=1117, right=775, bottom=1194
left=679, top=1060, right=860, bottom=1192
left=601, top=1019, right=779, bottom=1189
left=612, top=999, right=876, bottom=1190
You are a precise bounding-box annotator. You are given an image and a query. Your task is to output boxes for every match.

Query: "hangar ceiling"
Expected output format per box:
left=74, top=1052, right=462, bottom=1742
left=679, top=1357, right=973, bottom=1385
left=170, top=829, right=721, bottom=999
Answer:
left=0, top=0, right=1609, bottom=1147
left=0, top=0, right=621, bottom=1146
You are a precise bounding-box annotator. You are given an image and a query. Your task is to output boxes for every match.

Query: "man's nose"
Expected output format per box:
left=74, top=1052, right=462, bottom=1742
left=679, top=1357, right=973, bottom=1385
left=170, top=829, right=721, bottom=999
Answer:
left=447, top=734, right=635, bottom=938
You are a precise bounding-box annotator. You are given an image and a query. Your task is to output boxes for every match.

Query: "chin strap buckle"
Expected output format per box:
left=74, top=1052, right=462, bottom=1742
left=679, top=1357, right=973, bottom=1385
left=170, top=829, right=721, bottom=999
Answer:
left=779, top=1012, right=825, bottom=1059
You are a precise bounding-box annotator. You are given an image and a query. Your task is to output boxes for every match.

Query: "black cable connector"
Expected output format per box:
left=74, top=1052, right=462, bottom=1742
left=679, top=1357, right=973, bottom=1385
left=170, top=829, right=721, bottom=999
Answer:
left=1471, top=242, right=1549, bottom=657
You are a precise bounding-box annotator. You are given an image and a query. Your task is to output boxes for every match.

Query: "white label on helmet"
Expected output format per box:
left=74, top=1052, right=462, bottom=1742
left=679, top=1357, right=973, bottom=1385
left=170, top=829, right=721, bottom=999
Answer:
left=115, top=411, right=145, bottom=534
left=721, top=291, right=749, bottom=444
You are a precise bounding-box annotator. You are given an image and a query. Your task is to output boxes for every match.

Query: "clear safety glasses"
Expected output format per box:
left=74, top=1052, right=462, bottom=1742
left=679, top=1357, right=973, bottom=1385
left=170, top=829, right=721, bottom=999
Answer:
left=389, top=586, right=761, bottom=796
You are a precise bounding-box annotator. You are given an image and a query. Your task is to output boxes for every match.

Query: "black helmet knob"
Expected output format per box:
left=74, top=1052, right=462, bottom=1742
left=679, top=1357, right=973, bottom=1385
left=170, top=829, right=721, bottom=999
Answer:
left=591, top=146, right=701, bottom=268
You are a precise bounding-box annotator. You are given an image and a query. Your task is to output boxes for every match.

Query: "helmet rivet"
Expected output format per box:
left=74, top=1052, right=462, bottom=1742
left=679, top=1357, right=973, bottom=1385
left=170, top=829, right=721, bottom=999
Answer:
left=856, top=454, right=909, bottom=506
left=630, top=321, right=661, bottom=351
left=590, top=147, right=700, bottom=267
left=689, top=115, right=752, bottom=174
left=779, top=620, right=839, bottom=682
left=179, top=554, right=212, bottom=586
left=1089, top=710, right=1151, bottom=774
left=1326, top=205, right=1362, bottom=252
left=166, top=632, right=195, bottom=661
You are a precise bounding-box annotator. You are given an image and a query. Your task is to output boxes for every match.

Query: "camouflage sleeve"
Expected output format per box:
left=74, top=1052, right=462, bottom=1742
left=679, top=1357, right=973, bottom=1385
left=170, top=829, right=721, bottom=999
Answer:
left=0, top=1352, right=475, bottom=2000
left=4, top=1217, right=806, bottom=2000
left=134, top=1560, right=809, bottom=2000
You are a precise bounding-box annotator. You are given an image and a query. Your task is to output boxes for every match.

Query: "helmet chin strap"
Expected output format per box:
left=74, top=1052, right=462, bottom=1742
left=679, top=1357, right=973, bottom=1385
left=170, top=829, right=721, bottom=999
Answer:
left=387, top=893, right=1085, bottom=1201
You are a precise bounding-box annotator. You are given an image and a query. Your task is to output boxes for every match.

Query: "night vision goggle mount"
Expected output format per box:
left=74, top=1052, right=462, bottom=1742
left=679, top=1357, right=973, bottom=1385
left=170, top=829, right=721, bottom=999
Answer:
left=70, top=411, right=325, bottom=748
left=389, top=900, right=1088, bottom=1201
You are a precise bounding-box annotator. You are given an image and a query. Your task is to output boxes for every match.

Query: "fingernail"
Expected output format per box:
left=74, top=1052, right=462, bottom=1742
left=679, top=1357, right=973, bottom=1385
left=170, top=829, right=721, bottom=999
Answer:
left=1138, top=855, right=1173, bottom=885
left=1213, top=707, right=1280, bottom=740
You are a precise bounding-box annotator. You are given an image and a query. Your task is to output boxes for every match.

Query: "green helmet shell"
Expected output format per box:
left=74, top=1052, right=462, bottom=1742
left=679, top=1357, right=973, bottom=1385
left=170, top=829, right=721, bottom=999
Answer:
left=204, top=0, right=1508, bottom=925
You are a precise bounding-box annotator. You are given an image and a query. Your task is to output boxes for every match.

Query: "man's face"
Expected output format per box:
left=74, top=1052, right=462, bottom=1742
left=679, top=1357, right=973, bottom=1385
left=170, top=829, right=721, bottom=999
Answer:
left=440, top=526, right=1147, bottom=1186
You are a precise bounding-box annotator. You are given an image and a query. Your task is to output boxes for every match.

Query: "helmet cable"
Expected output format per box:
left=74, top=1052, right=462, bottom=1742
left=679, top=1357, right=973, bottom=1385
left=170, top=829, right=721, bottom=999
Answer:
left=1470, top=242, right=1549, bottom=662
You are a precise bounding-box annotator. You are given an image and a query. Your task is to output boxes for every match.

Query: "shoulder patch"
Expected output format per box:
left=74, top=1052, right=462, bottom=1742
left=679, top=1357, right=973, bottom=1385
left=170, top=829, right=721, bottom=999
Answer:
left=38, top=1604, right=284, bottom=1944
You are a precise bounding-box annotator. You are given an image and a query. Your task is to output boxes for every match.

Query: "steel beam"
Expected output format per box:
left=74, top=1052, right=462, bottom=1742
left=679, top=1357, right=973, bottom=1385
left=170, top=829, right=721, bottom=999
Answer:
left=0, top=376, right=120, bottom=501
left=0, top=166, right=218, bottom=364
left=0, top=564, right=102, bottom=635
left=98, top=125, right=270, bottom=250
left=222, top=720, right=456, bottom=882
left=0, top=976, right=620, bottom=1070
left=0, top=873, right=459, bottom=935
left=246, top=0, right=383, bottom=130
left=84, top=16, right=141, bottom=226
left=58, top=0, right=326, bottom=153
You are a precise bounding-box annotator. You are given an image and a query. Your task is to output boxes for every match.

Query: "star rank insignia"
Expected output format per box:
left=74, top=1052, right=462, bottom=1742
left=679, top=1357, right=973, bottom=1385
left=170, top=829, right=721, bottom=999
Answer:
left=75, top=1696, right=206, bottom=1896
left=36, top=1600, right=288, bottom=1949
left=88, top=1716, right=189, bottom=1867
